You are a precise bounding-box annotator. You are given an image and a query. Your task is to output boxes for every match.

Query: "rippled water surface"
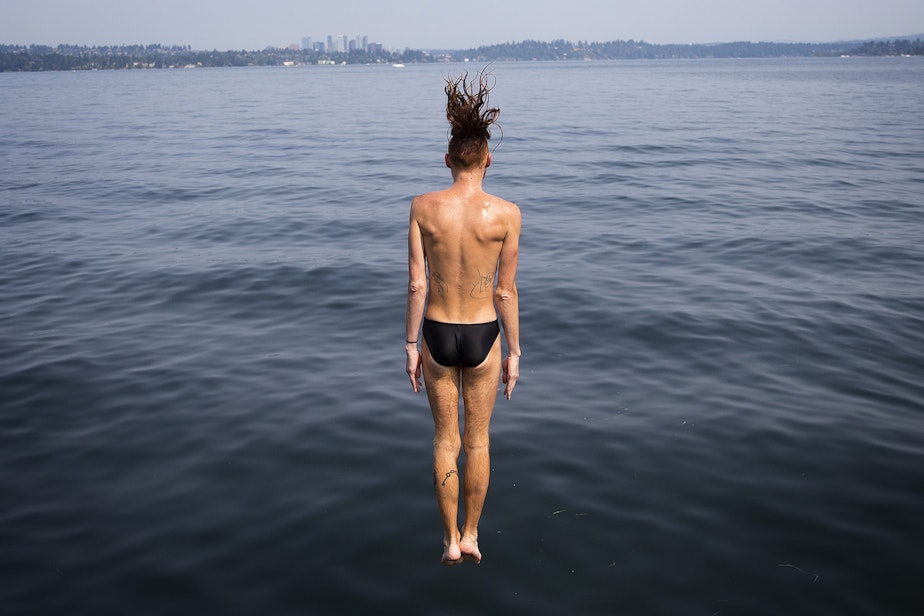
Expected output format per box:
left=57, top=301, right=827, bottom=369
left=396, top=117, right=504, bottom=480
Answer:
left=2, top=58, right=923, bottom=615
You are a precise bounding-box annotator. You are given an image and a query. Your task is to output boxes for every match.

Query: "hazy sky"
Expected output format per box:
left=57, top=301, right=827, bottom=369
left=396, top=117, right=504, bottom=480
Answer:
left=3, top=0, right=923, bottom=50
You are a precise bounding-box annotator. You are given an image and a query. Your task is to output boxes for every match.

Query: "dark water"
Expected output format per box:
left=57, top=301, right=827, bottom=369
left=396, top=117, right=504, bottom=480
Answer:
left=2, top=58, right=923, bottom=614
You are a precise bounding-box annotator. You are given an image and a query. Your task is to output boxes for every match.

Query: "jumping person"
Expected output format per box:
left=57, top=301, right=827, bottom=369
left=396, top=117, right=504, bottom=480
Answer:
left=405, top=70, right=521, bottom=565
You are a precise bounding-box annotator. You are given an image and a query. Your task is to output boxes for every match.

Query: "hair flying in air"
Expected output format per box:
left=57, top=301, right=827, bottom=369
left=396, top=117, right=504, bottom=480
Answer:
left=444, top=70, right=501, bottom=169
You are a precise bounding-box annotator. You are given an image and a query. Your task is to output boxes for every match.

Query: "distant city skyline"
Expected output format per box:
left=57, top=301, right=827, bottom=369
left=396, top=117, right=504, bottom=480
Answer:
left=296, top=35, right=382, bottom=54
left=2, top=0, right=923, bottom=51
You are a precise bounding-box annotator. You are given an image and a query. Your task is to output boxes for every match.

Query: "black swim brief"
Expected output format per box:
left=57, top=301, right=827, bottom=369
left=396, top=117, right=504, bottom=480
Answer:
left=423, top=318, right=500, bottom=367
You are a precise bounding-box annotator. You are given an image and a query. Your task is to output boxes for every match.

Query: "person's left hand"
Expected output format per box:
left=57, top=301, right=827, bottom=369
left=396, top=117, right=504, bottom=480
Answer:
left=406, top=347, right=422, bottom=393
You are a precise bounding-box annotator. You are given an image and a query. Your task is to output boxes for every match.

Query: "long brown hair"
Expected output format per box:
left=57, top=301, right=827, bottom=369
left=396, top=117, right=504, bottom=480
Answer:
left=445, top=70, right=500, bottom=169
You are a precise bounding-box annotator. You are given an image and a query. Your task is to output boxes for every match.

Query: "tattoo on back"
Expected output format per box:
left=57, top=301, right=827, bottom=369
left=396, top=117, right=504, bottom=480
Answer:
left=431, top=271, right=449, bottom=297
left=471, top=270, right=494, bottom=299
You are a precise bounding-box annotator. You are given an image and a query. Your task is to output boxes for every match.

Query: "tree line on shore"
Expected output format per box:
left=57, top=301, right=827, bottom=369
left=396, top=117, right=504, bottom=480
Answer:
left=2, top=38, right=922, bottom=72
left=467, top=38, right=924, bottom=60
left=0, top=43, right=429, bottom=71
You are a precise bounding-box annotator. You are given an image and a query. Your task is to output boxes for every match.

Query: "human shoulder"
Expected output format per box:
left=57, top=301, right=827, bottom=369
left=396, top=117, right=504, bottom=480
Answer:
left=409, top=193, right=429, bottom=223
left=488, top=194, right=521, bottom=225
left=410, top=189, right=448, bottom=214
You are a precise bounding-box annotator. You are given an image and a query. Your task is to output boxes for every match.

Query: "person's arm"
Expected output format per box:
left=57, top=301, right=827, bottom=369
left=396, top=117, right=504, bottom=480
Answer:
left=406, top=202, right=427, bottom=393
left=494, top=206, right=521, bottom=400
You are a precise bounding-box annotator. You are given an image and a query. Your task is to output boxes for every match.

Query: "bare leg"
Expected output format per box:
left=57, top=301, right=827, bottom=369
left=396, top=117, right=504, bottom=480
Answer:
left=459, top=337, right=502, bottom=564
left=422, top=342, right=463, bottom=565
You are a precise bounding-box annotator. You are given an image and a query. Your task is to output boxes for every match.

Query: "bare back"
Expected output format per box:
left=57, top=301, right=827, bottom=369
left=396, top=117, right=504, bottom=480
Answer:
left=409, top=185, right=519, bottom=324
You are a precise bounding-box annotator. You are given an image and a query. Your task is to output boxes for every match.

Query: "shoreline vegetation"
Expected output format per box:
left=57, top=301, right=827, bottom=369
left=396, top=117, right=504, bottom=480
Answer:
left=2, top=37, right=923, bottom=72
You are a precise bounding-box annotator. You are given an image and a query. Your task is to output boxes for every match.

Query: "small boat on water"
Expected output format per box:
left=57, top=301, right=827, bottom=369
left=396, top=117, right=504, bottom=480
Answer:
left=392, top=63, right=405, bottom=68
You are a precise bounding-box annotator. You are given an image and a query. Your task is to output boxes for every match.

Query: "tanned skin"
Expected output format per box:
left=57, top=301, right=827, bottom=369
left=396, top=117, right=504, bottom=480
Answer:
left=406, top=150, right=521, bottom=565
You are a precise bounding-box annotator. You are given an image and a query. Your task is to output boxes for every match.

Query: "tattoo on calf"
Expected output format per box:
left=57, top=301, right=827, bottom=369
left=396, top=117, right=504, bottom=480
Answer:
left=441, top=470, right=458, bottom=486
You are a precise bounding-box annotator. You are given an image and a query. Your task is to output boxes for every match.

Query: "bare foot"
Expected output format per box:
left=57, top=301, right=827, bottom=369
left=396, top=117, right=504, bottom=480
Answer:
left=442, top=535, right=462, bottom=566
left=459, top=534, right=481, bottom=564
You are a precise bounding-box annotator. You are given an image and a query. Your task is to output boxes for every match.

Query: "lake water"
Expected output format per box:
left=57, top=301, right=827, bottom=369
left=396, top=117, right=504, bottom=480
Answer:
left=1, top=58, right=923, bottom=615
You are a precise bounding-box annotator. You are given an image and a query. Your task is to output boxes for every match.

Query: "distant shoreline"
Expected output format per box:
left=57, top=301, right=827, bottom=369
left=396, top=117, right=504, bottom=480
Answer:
left=2, top=37, right=922, bottom=72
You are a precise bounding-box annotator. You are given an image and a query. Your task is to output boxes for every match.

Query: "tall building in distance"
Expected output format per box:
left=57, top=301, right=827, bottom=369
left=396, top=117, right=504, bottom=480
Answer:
left=301, top=33, right=380, bottom=54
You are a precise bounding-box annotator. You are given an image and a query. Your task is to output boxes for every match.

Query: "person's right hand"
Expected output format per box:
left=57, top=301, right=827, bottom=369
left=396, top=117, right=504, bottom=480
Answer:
left=502, top=355, right=519, bottom=400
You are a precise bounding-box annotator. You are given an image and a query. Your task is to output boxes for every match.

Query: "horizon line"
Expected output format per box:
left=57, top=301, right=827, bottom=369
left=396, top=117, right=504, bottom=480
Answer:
left=4, top=33, right=923, bottom=53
